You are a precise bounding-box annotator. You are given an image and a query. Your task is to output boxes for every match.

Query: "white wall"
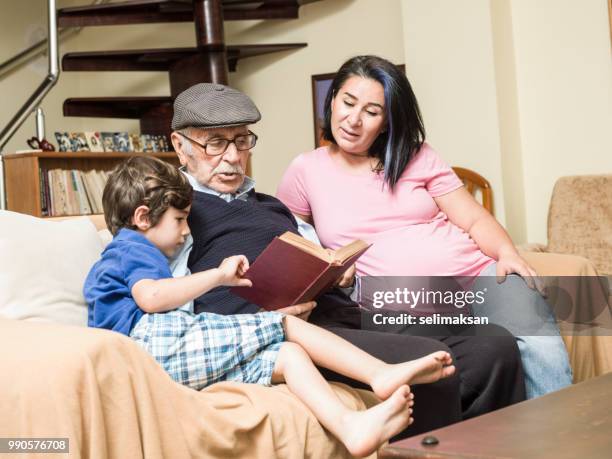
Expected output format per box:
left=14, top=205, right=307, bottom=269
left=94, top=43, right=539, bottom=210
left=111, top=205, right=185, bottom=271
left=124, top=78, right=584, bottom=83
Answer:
left=0, top=0, right=191, bottom=154
left=510, top=0, right=612, bottom=243
left=401, top=0, right=612, bottom=244
left=490, top=0, right=527, bottom=242
left=2, top=0, right=610, bottom=244
left=226, top=0, right=405, bottom=194
left=1, top=0, right=84, bottom=153
left=1, top=0, right=405, bottom=197
left=400, top=0, right=508, bottom=228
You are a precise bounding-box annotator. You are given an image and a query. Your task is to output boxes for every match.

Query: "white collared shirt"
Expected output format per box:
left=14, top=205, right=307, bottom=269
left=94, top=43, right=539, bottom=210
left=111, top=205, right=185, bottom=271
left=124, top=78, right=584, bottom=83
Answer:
left=181, top=166, right=255, bottom=202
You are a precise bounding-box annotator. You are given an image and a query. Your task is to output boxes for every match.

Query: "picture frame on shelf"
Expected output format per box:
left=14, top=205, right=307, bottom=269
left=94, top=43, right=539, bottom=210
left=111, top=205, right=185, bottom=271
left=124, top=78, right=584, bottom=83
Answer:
left=151, top=135, right=161, bottom=152
left=54, top=132, right=71, bottom=152
left=113, top=132, right=130, bottom=152
left=70, top=132, right=90, bottom=152
left=154, top=135, right=170, bottom=152
left=100, top=132, right=115, bottom=152
left=129, top=134, right=143, bottom=152
left=163, top=135, right=171, bottom=152
left=141, top=134, right=156, bottom=153
left=85, top=132, right=104, bottom=152
left=52, top=130, right=172, bottom=153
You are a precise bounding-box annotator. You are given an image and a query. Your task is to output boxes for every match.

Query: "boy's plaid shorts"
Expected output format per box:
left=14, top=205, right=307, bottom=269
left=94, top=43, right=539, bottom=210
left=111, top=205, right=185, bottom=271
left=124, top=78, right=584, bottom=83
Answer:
left=130, top=309, right=285, bottom=390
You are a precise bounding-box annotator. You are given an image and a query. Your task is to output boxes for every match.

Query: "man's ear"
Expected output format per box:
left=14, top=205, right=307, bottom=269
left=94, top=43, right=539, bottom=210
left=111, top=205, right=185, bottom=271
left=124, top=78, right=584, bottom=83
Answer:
left=170, top=132, right=188, bottom=167
left=132, top=205, right=151, bottom=231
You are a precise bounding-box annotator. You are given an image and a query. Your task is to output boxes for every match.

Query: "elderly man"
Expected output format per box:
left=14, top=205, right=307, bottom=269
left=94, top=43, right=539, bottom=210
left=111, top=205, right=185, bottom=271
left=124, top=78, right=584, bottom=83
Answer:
left=168, top=83, right=525, bottom=435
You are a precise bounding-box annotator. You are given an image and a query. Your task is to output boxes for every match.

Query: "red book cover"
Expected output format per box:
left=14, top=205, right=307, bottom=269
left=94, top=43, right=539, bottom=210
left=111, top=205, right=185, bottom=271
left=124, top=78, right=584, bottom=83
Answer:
left=231, top=232, right=370, bottom=311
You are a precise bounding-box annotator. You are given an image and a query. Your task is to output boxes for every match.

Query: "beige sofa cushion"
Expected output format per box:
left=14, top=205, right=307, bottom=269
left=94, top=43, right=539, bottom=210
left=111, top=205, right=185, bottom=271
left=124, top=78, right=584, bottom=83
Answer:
left=0, top=211, right=104, bottom=326
left=547, top=175, right=612, bottom=275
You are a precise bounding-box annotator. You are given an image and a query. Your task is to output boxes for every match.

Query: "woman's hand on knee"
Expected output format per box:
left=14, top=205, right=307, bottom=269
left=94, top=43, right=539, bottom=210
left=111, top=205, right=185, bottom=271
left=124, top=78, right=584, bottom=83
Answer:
left=496, top=251, right=545, bottom=296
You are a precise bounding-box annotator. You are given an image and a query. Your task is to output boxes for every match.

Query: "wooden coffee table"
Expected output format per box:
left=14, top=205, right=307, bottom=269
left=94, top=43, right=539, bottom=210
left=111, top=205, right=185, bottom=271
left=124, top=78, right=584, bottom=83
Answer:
left=381, top=372, right=612, bottom=459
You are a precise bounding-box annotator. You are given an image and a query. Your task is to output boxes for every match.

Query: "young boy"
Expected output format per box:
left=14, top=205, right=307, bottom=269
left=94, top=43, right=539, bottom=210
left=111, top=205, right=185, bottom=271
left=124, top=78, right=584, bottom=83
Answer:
left=84, top=156, right=455, bottom=458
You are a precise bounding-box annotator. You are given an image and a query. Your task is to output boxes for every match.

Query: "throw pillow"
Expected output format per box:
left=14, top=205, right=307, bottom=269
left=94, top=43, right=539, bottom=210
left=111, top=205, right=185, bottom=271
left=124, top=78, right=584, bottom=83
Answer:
left=0, top=211, right=104, bottom=326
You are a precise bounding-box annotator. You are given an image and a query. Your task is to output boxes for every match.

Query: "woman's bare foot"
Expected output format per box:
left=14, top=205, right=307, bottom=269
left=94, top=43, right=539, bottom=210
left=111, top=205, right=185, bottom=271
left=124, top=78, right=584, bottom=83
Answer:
left=339, top=385, right=413, bottom=458
left=371, top=351, right=455, bottom=400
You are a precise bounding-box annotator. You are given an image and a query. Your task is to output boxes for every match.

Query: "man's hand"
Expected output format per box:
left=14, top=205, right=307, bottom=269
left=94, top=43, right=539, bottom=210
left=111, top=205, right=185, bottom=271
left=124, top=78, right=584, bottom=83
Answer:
left=276, top=301, right=317, bottom=321
left=217, top=255, right=252, bottom=288
left=335, top=264, right=356, bottom=288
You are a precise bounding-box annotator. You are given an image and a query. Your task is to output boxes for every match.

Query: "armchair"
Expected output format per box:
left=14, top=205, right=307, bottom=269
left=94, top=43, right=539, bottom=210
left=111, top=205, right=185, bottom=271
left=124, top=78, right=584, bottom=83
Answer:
left=455, top=168, right=612, bottom=383
left=524, top=174, right=612, bottom=276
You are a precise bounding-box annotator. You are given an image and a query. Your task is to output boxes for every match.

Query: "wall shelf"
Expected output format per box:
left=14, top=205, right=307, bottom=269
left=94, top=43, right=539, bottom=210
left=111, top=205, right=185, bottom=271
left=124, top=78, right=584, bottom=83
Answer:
left=3, top=151, right=179, bottom=217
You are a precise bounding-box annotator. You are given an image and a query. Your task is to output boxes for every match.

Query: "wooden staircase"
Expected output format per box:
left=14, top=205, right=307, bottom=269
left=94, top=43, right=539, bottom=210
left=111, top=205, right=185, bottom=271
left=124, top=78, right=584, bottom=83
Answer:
left=58, top=0, right=316, bottom=26
left=62, top=44, right=307, bottom=72
left=58, top=0, right=318, bottom=139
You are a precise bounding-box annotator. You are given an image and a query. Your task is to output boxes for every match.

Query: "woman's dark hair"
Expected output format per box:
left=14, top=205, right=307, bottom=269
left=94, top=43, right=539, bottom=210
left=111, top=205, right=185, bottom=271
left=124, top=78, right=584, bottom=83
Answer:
left=103, top=156, right=192, bottom=235
left=321, top=55, right=426, bottom=190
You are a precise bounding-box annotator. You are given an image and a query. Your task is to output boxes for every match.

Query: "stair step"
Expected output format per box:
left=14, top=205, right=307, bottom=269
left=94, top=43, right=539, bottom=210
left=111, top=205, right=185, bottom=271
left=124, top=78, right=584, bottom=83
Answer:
left=63, top=97, right=173, bottom=119
left=62, top=43, right=307, bottom=72
left=58, top=0, right=321, bottom=27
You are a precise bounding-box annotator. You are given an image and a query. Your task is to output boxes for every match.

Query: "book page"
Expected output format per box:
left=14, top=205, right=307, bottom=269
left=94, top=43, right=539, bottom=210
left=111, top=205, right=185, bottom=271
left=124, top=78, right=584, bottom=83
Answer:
left=333, top=239, right=371, bottom=264
left=279, top=232, right=330, bottom=261
left=279, top=231, right=370, bottom=264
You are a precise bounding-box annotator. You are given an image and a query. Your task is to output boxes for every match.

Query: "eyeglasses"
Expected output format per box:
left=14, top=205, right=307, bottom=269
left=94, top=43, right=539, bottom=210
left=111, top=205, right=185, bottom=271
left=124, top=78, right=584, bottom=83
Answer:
left=177, top=131, right=258, bottom=156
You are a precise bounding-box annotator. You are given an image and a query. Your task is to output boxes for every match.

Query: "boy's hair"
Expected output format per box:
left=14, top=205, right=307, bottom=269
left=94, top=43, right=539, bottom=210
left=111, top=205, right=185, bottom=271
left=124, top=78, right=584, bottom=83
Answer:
left=103, top=156, right=193, bottom=235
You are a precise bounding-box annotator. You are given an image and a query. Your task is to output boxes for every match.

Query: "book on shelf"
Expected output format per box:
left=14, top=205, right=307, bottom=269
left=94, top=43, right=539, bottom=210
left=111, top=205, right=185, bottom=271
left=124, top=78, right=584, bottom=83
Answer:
left=40, top=168, right=110, bottom=216
left=39, top=171, right=48, bottom=216
left=55, top=170, right=69, bottom=216
left=72, top=170, right=92, bottom=215
left=231, top=231, right=370, bottom=311
left=64, top=171, right=77, bottom=215
left=47, top=170, right=55, bottom=216
left=81, top=171, right=99, bottom=214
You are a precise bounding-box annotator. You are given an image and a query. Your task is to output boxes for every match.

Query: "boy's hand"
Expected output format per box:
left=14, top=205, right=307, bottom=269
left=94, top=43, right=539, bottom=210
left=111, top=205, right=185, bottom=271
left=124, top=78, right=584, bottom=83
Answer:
left=217, top=255, right=252, bottom=288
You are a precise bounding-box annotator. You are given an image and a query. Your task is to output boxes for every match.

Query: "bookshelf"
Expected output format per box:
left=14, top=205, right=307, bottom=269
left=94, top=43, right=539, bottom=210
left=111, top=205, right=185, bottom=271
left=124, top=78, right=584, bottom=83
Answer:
left=2, top=151, right=179, bottom=217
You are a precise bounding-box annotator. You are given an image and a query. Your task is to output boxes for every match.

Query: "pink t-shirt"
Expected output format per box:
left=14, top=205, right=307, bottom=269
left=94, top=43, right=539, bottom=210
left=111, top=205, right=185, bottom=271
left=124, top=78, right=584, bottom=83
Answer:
left=276, top=144, right=494, bottom=277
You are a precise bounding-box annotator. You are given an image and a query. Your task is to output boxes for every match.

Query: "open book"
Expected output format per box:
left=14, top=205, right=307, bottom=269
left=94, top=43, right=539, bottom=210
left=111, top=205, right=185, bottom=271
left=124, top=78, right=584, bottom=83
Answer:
left=231, top=231, right=371, bottom=311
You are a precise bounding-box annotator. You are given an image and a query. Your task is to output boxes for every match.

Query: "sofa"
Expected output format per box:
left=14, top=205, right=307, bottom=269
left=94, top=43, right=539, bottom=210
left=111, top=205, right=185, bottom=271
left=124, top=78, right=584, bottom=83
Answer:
left=519, top=174, right=612, bottom=382
left=523, top=174, right=611, bottom=276
left=0, top=210, right=378, bottom=459
left=1, top=209, right=609, bottom=458
left=454, top=168, right=612, bottom=382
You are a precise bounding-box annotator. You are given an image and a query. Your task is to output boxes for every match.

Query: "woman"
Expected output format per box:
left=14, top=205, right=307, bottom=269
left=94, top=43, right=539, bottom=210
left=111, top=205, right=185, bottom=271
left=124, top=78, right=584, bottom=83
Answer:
left=277, top=55, right=572, bottom=399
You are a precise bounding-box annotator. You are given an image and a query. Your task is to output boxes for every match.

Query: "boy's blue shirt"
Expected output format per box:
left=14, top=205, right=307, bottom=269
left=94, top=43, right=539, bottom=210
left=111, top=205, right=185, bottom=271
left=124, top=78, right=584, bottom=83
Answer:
left=84, top=228, right=172, bottom=336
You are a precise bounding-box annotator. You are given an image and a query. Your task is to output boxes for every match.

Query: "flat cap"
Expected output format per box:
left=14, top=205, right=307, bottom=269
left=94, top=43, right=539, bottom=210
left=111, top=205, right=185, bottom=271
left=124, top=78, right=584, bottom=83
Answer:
left=171, top=83, right=261, bottom=130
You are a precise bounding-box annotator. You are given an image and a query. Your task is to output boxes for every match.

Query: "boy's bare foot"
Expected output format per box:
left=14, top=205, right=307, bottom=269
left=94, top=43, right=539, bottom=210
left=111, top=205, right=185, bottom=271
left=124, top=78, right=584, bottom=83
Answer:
left=339, top=385, right=413, bottom=458
left=371, top=351, right=455, bottom=400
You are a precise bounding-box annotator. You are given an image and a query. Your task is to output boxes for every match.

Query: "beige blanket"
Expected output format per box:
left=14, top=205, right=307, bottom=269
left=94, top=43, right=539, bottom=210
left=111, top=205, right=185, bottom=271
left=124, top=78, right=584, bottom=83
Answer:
left=520, top=251, right=612, bottom=382
left=0, top=318, right=377, bottom=458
